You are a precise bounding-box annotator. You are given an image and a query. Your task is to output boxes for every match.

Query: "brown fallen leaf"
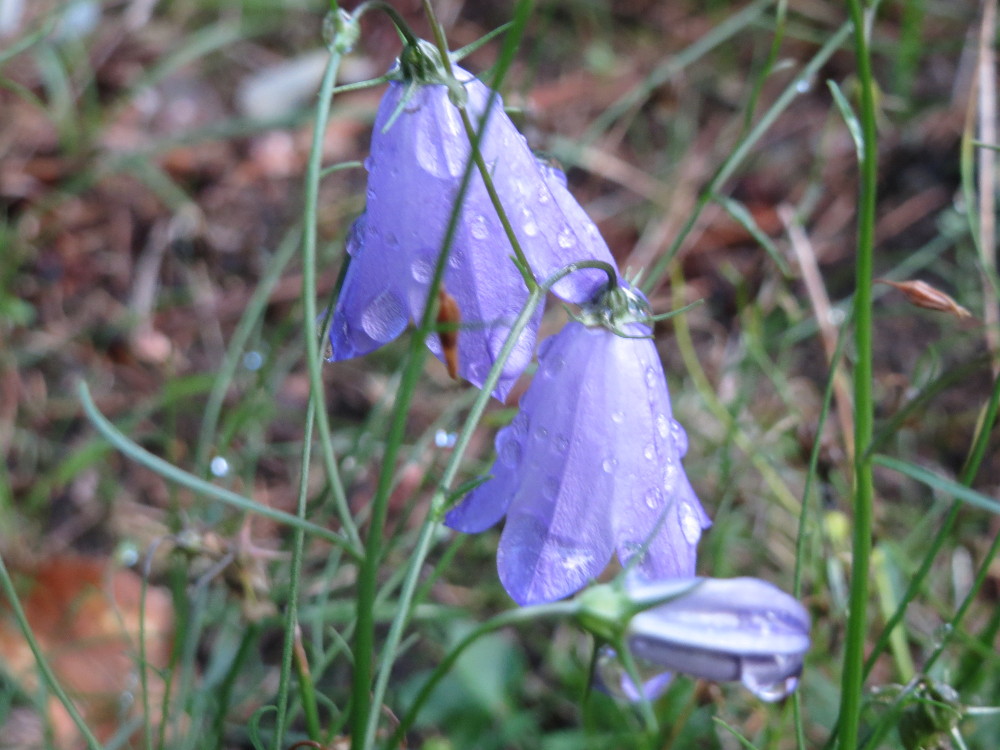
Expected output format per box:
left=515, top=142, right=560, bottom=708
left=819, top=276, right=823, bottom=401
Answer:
left=875, top=278, right=973, bottom=319
left=0, top=555, right=174, bottom=747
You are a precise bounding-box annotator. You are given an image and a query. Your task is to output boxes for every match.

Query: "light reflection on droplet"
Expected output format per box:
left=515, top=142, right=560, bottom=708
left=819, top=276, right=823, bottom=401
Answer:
left=210, top=456, right=230, bottom=477
left=434, top=429, right=457, bottom=448
left=243, top=350, right=264, bottom=371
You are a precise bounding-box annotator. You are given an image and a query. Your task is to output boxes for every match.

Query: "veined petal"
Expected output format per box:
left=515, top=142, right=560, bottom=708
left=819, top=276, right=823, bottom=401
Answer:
left=625, top=576, right=810, bottom=701
left=329, top=62, right=617, bottom=398
left=596, top=329, right=711, bottom=581
left=495, top=327, right=617, bottom=605
left=448, top=317, right=709, bottom=604
left=328, top=216, right=410, bottom=360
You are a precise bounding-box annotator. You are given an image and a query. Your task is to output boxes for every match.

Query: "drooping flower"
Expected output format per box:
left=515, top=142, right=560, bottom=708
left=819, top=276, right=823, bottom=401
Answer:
left=328, top=40, right=616, bottom=399
left=593, top=576, right=811, bottom=702
left=446, top=283, right=711, bottom=604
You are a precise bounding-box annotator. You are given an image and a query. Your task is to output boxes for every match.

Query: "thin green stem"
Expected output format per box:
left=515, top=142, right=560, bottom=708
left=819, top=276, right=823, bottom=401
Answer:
left=837, top=2, right=878, bottom=748
left=195, top=227, right=301, bottom=474
left=77, top=381, right=358, bottom=555
left=424, top=0, right=538, bottom=289
left=351, top=7, right=540, bottom=746
left=272, top=396, right=318, bottom=748
left=642, top=20, right=852, bottom=294
left=390, top=601, right=577, bottom=746
left=301, top=47, right=360, bottom=552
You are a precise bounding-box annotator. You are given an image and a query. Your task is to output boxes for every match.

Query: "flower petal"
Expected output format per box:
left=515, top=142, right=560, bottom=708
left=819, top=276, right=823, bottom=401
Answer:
left=328, top=216, right=410, bottom=360
left=585, top=322, right=710, bottom=581
left=626, top=576, right=810, bottom=701
left=449, top=318, right=710, bottom=603
left=494, top=326, right=618, bottom=604
left=329, top=65, right=617, bottom=398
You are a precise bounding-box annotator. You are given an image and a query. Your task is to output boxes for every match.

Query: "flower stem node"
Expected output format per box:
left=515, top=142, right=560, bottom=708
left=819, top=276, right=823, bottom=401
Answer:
left=322, top=9, right=360, bottom=55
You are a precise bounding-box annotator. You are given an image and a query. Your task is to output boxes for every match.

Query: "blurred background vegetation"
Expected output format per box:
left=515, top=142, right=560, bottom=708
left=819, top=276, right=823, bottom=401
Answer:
left=1, top=0, right=998, bottom=748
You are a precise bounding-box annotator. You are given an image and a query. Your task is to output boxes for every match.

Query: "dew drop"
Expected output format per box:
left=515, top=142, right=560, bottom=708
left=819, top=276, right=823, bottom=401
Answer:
left=670, top=419, right=689, bottom=457
left=742, top=667, right=800, bottom=702
left=410, top=258, right=433, bottom=284
left=644, top=489, right=661, bottom=510
left=470, top=214, right=490, bottom=240
left=555, top=434, right=570, bottom=454
left=498, top=433, right=523, bottom=468
left=489, top=326, right=535, bottom=378
left=521, top=207, right=539, bottom=237
left=656, top=413, right=669, bottom=439
left=794, top=76, right=812, bottom=94
left=534, top=426, right=550, bottom=441
left=544, top=356, right=566, bottom=378
left=611, top=410, right=625, bottom=424
left=210, top=456, right=230, bottom=477
left=643, top=444, right=656, bottom=461
left=560, top=547, right=595, bottom=574
left=557, top=227, right=576, bottom=249
left=510, top=411, right=530, bottom=439
left=645, top=366, right=659, bottom=389
left=363, top=155, right=375, bottom=172
left=434, top=429, right=457, bottom=448
left=243, top=350, right=264, bottom=371
left=360, top=291, right=407, bottom=343
left=679, top=502, right=702, bottom=545
left=602, top=457, right=618, bottom=474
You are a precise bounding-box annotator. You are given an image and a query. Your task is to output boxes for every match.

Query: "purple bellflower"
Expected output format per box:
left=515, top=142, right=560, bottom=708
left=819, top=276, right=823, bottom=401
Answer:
left=446, top=283, right=711, bottom=604
left=592, top=576, right=811, bottom=702
left=328, top=41, right=616, bottom=400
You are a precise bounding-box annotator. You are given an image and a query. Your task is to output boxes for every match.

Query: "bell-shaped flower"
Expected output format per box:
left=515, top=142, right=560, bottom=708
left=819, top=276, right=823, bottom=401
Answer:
left=446, top=283, right=711, bottom=604
left=328, top=40, right=616, bottom=400
left=593, top=576, right=811, bottom=702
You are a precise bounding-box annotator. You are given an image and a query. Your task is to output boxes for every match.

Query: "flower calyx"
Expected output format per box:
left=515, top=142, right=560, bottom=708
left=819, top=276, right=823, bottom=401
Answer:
left=577, top=280, right=653, bottom=337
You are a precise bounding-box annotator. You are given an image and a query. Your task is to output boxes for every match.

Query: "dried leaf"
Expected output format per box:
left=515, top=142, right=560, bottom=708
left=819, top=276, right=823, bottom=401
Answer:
left=436, top=286, right=461, bottom=380
left=875, top=278, right=973, bottom=319
left=0, top=556, right=174, bottom=746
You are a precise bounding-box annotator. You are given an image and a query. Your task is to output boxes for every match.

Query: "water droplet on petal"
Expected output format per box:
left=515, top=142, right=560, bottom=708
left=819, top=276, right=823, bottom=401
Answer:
left=489, top=325, right=534, bottom=378
left=410, top=258, right=433, bottom=283
left=643, top=444, right=655, bottom=461
left=510, top=411, right=529, bottom=439
left=679, top=502, right=702, bottom=545
left=670, top=419, right=689, bottom=457
left=602, top=457, right=618, bottom=474
left=645, top=366, right=659, bottom=389
left=360, top=291, right=407, bottom=343
left=611, top=410, right=625, bottom=424
left=555, top=434, right=570, bottom=454
left=363, top=155, right=375, bottom=172
left=644, top=489, right=661, bottom=509
left=470, top=214, right=490, bottom=240
left=741, top=660, right=800, bottom=702
left=656, top=413, right=669, bottom=439
left=557, top=227, right=575, bottom=249
left=521, top=207, right=539, bottom=237
left=498, top=433, right=522, bottom=468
